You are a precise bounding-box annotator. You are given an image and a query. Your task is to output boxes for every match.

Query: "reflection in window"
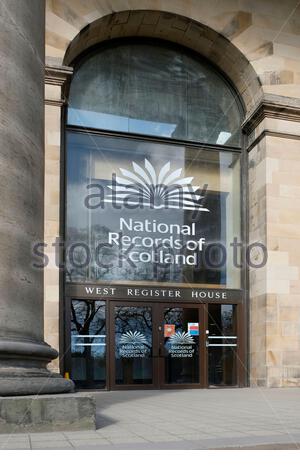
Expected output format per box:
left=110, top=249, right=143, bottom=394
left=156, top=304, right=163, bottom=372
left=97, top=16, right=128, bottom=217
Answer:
left=208, top=304, right=237, bottom=386
left=164, top=307, right=200, bottom=384
left=71, top=300, right=106, bottom=388
left=66, top=133, right=241, bottom=287
left=68, top=42, right=242, bottom=146
left=115, top=306, right=153, bottom=385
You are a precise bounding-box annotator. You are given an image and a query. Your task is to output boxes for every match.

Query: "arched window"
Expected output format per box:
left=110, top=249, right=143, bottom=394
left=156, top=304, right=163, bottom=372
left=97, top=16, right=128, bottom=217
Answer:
left=65, top=40, right=244, bottom=288
left=68, top=41, right=242, bottom=146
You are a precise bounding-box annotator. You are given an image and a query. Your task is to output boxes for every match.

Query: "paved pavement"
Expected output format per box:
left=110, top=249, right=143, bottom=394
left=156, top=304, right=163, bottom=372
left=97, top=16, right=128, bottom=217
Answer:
left=1, top=388, right=300, bottom=449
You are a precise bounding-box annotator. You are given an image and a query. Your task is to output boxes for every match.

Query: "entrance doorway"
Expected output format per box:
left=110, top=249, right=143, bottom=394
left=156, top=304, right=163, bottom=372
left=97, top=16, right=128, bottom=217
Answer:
left=113, top=303, right=203, bottom=388
left=67, top=300, right=245, bottom=390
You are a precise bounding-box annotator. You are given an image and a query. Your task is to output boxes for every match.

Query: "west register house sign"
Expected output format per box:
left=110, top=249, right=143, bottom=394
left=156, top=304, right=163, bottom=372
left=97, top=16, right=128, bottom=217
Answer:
left=66, top=284, right=243, bottom=303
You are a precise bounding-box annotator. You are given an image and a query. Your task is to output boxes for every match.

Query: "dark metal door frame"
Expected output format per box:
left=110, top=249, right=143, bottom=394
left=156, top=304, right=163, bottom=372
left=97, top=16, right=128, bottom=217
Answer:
left=109, top=301, right=209, bottom=390
left=109, top=301, right=160, bottom=390
left=156, top=303, right=206, bottom=389
left=65, top=297, right=246, bottom=390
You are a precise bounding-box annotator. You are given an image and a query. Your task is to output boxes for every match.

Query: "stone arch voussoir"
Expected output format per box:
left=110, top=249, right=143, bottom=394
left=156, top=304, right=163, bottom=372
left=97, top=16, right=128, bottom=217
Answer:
left=63, top=10, right=263, bottom=115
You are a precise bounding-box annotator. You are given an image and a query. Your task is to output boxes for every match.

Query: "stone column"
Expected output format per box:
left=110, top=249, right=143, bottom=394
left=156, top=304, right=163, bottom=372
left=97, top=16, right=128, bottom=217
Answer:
left=0, top=0, right=73, bottom=395
left=244, top=95, right=300, bottom=387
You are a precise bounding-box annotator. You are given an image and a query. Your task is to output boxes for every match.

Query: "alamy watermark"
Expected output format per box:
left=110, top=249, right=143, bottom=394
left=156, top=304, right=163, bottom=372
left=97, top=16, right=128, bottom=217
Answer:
left=31, top=161, right=268, bottom=272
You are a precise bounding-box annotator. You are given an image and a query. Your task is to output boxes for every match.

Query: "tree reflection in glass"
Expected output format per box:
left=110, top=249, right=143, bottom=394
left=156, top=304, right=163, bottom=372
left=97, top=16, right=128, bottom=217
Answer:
left=71, top=300, right=106, bottom=388
left=115, top=306, right=153, bottom=385
left=164, top=307, right=200, bottom=384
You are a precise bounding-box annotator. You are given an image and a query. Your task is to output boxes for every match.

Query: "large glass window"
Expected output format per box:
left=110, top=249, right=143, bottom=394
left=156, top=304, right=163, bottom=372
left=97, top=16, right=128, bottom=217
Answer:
left=65, top=40, right=243, bottom=289
left=66, top=132, right=241, bottom=287
left=68, top=42, right=242, bottom=146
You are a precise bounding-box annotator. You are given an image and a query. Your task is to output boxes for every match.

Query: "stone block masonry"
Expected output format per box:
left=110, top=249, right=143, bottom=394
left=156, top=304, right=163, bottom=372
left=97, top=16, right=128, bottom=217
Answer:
left=0, top=394, right=96, bottom=433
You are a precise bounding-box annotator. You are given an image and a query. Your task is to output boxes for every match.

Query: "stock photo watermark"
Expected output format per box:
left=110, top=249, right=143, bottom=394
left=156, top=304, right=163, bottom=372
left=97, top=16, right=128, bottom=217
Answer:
left=31, top=160, right=268, bottom=272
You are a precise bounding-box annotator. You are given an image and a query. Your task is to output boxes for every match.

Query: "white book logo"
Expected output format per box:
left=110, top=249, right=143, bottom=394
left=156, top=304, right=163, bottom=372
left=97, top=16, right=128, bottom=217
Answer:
left=105, top=159, right=209, bottom=211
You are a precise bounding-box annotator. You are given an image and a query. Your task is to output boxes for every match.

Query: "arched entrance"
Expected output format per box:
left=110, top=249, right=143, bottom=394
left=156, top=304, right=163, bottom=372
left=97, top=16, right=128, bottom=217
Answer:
left=62, top=35, right=247, bottom=390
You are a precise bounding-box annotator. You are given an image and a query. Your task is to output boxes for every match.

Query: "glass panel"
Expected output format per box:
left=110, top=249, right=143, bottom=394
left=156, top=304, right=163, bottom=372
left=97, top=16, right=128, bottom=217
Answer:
left=71, top=300, right=106, bottom=388
left=68, top=42, right=242, bottom=146
left=115, top=305, right=153, bottom=385
left=163, top=307, right=200, bottom=384
left=66, top=132, right=241, bottom=287
left=208, top=304, right=237, bottom=386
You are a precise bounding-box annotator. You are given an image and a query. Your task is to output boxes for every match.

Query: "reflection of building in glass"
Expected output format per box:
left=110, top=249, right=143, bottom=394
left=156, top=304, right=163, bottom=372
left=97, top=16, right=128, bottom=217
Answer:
left=66, top=134, right=238, bottom=286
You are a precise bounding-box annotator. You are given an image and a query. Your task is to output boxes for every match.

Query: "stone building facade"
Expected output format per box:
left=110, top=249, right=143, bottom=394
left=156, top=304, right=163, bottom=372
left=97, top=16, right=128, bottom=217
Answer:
left=1, top=0, right=300, bottom=396
left=44, top=0, right=300, bottom=388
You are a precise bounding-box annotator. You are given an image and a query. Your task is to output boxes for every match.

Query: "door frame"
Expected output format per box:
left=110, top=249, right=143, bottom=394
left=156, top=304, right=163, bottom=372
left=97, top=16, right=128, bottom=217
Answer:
left=109, top=301, right=207, bottom=390
left=156, top=302, right=207, bottom=390
left=65, top=297, right=246, bottom=390
left=206, top=302, right=245, bottom=387
left=109, top=301, right=160, bottom=390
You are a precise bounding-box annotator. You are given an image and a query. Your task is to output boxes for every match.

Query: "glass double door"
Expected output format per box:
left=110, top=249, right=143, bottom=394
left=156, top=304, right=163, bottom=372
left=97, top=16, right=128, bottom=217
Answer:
left=69, top=299, right=243, bottom=390
left=111, top=302, right=207, bottom=389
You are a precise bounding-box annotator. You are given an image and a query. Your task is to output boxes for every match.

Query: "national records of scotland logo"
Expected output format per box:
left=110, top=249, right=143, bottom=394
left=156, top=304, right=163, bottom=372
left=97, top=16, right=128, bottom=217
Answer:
left=104, top=159, right=209, bottom=212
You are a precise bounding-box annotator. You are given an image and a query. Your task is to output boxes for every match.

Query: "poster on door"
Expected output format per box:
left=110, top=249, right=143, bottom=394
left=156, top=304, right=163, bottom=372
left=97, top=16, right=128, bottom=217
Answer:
left=188, top=323, right=199, bottom=336
left=164, top=324, right=175, bottom=337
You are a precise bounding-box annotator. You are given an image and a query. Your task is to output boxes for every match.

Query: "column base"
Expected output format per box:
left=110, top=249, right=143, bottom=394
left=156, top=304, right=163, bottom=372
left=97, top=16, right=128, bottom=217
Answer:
left=0, top=337, right=74, bottom=396
left=0, top=372, right=74, bottom=396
